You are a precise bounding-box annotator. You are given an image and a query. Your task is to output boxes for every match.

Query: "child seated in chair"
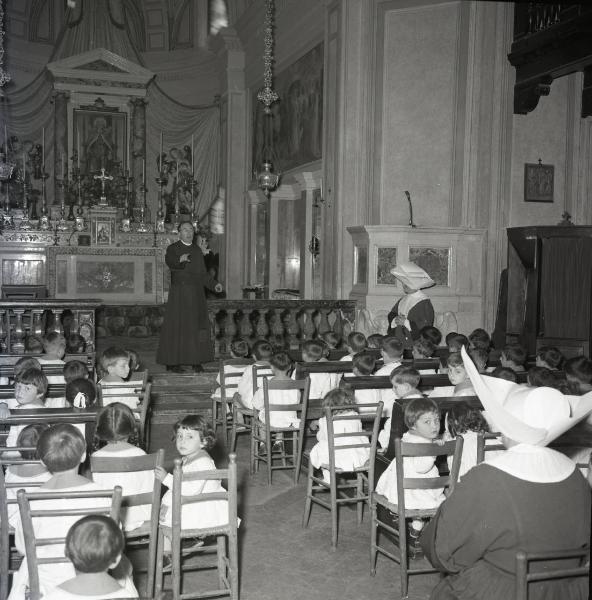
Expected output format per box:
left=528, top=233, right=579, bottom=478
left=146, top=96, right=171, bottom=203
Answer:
left=378, top=365, right=423, bottom=450
left=340, top=331, right=367, bottom=361
left=300, top=340, right=340, bottom=400
left=252, top=352, right=300, bottom=429
left=500, top=343, right=527, bottom=373
left=429, top=352, right=475, bottom=398
left=412, top=338, right=437, bottom=373
left=211, top=339, right=250, bottom=404
left=375, top=398, right=445, bottom=539
left=65, top=333, right=87, bottom=355
left=321, top=331, right=342, bottom=352
left=98, top=347, right=138, bottom=410
left=4, top=424, right=51, bottom=520
left=9, top=424, right=134, bottom=600
left=39, top=333, right=67, bottom=384
left=374, top=337, right=404, bottom=418
left=234, top=340, right=273, bottom=410
left=419, top=325, right=442, bottom=348
left=4, top=368, right=49, bottom=449
left=348, top=351, right=380, bottom=413
left=445, top=332, right=468, bottom=354
left=565, top=356, right=592, bottom=395
left=536, top=345, right=564, bottom=371
left=155, top=415, right=232, bottom=532
left=310, top=388, right=370, bottom=483
left=92, top=403, right=154, bottom=532
left=367, top=333, right=384, bottom=349
left=124, top=349, right=142, bottom=379
left=42, top=515, right=139, bottom=600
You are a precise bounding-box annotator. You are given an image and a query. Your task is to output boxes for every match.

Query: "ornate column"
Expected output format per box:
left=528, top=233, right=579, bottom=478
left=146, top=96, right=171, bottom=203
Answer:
left=53, top=91, right=69, bottom=202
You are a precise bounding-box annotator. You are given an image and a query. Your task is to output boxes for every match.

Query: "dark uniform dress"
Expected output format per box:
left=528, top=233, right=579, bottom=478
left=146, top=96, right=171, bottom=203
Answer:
left=420, top=463, right=590, bottom=600
left=156, top=240, right=218, bottom=367
left=387, top=297, right=434, bottom=339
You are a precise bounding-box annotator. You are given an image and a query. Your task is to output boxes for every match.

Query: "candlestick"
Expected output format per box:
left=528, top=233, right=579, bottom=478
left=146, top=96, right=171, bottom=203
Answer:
left=191, top=134, right=194, bottom=174
left=61, top=154, right=65, bottom=180
left=159, top=132, right=163, bottom=167
left=142, top=159, right=146, bottom=186
left=22, top=153, right=26, bottom=177
left=77, top=132, right=80, bottom=169
left=42, top=127, right=45, bottom=167
left=3, top=125, right=6, bottom=155
left=127, top=136, right=130, bottom=170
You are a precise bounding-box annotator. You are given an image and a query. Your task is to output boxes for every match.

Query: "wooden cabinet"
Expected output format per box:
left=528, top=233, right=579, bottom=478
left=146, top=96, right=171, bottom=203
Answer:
left=507, top=226, right=592, bottom=357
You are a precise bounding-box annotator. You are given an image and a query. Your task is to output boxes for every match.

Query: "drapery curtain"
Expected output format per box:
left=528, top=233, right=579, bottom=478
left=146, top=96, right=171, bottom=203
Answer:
left=540, top=236, right=592, bottom=338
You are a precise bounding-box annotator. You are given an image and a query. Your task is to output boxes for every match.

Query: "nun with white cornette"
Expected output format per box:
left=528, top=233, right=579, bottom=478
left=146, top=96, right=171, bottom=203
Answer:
left=420, top=347, right=592, bottom=600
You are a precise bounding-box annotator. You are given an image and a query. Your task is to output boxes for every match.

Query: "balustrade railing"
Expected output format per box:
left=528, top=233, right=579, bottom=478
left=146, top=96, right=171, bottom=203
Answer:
left=207, top=299, right=357, bottom=358
left=0, top=300, right=100, bottom=355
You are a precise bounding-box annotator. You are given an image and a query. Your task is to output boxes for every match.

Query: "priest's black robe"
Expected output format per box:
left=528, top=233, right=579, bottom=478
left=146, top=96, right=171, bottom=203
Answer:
left=156, top=240, right=218, bottom=366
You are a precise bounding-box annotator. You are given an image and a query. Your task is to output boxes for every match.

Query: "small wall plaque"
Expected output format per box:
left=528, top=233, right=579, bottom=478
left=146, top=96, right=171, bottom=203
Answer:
left=524, top=160, right=554, bottom=203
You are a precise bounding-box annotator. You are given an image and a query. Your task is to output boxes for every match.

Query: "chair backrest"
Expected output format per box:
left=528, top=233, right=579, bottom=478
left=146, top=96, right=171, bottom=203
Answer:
left=90, top=449, right=164, bottom=528
left=16, top=485, right=123, bottom=600
left=97, top=374, right=152, bottom=448
left=0, top=383, right=66, bottom=400
left=170, top=453, right=238, bottom=537
left=294, top=360, right=354, bottom=379
left=325, top=401, right=383, bottom=481
left=260, top=377, right=311, bottom=430
left=252, top=364, right=274, bottom=396
left=0, top=448, right=45, bottom=600
left=476, top=431, right=505, bottom=464
left=393, top=436, right=464, bottom=518
left=219, top=358, right=253, bottom=402
left=515, top=548, right=590, bottom=600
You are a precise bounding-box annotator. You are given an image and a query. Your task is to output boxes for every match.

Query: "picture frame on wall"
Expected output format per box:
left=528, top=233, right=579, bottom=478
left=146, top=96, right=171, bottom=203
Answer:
left=93, top=220, right=113, bottom=245
left=524, top=162, right=554, bottom=203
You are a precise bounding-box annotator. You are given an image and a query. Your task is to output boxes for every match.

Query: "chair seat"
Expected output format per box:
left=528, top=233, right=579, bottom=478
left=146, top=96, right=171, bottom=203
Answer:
left=317, top=460, right=370, bottom=473
left=373, top=492, right=438, bottom=519
left=159, top=523, right=232, bottom=539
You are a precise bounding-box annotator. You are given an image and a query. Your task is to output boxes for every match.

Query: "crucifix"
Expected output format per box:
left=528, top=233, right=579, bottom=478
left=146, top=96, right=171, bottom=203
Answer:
left=94, top=167, right=113, bottom=206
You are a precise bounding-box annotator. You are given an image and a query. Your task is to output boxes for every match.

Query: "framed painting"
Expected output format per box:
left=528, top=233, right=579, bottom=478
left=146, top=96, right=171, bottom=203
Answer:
left=376, top=247, right=398, bottom=285
left=524, top=162, right=554, bottom=203
left=93, top=219, right=114, bottom=246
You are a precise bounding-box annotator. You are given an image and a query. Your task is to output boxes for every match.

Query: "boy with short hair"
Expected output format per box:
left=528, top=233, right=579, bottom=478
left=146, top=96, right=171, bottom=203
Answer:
left=348, top=350, right=379, bottom=413
left=234, top=340, right=273, bottom=410
left=98, top=347, right=136, bottom=409
left=340, top=331, right=367, bottom=361
left=300, top=339, right=339, bottom=400
left=378, top=365, right=423, bottom=449
left=374, top=337, right=404, bottom=417
left=501, top=343, right=527, bottom=373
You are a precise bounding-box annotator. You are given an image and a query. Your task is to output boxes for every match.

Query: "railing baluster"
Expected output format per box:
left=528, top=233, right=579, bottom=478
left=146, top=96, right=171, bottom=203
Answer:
left=254, top=309, right=269, bottom=341
left=224, top=309, right=238, bottom=352
left=12, top=309, right=26, bottom=354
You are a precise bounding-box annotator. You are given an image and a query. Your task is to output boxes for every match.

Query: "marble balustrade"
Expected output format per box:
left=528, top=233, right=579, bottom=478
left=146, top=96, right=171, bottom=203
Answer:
left=0, top=300, right=100, bottom=355
left=98, top=299, right=357, bottom=358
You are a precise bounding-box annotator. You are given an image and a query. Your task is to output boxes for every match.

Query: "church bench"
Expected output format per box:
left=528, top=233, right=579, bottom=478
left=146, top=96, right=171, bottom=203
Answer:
left=0, top=407, right=99, bottom=451
left=0, top=384, right=66, bottom=399
left=293, top=358, right=441, bottom=380
left=0, top=353, right=95, bottom=377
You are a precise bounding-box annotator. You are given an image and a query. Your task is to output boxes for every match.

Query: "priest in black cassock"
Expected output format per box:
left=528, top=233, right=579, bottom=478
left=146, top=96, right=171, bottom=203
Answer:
left=157, top=222, right=223, bottom=373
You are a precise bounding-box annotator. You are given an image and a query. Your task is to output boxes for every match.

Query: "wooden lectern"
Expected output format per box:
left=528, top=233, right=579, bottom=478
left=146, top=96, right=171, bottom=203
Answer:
left=507, top=226, right=592, bottom=357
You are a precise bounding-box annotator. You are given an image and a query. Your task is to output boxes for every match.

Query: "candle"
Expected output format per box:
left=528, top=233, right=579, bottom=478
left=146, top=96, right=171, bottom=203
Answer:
left=127, top=136, right=130, bottom=170
left=61, top=154, right=65, bottom=180
left=191, top=134, right=194, bottom=174
left=42, top=127, right=45, bottom=167
left=22, top=152, right=26, bottom=177
left=159, top=132, right=163, bottom=168
left=4, top=125, right=6, bottom=154
left=142, top=158, right=145, bottom=185
left=77, top=132, right=80, bottom=169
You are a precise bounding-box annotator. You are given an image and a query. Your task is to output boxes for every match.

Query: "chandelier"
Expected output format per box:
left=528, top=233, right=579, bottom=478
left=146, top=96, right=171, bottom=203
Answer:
left=256, top=0, right=280, bottom=198
left=0, top=1, right=11, bottom=89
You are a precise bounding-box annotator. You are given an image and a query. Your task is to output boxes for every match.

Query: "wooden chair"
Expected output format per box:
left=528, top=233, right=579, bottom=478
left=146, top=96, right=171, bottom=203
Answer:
left=16, top=485, right=123, bottom=600
left=250, top=377, right=310, bottom=485
left=154, top=454, right=239, bottom=600
left=476, top=431, right=505, bottom=463
left=0, top=448, right=45, bottom=600
left=212, top=358, right=253, bottom=447
left=229, top=364, right=273, bottom=457
left=370, top=436, right=464, bottom=599
left=302, top=402, right=383, bottom=549
left=98, top=372, right=153, bottom=449
left=90, top=449, right=165, bottom=598
left=515, top=548, right=590, bottom=599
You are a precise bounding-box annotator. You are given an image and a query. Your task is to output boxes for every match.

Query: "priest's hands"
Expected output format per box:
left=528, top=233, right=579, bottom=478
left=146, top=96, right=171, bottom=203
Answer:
left=180, top=253, right=191, bottom=263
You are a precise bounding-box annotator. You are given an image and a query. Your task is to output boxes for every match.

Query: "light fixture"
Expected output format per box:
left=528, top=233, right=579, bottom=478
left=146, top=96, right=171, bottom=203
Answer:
left=256, top=0, right=280, bottom=198
left=0, top=1, right=11, bottom=90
